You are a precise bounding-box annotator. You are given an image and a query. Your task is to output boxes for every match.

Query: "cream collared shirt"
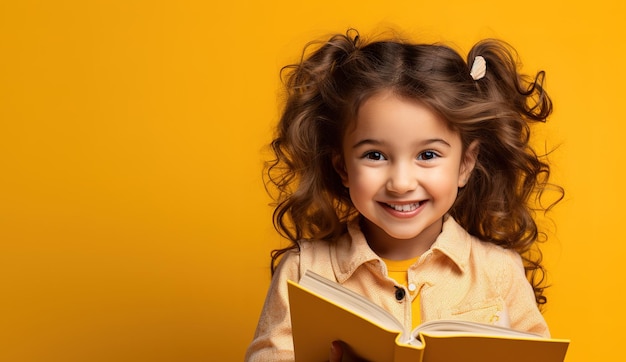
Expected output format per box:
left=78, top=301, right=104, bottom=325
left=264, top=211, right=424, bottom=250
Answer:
left=245, top=216, right=549, bottom=361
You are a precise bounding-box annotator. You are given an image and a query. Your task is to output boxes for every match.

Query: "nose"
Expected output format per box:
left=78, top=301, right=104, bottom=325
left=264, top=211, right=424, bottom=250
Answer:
left=386, top=162, right=418, bottom=194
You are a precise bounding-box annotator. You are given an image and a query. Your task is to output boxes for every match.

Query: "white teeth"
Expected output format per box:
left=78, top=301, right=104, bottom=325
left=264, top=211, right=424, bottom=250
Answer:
left=388, top=203, right=420, bottom=212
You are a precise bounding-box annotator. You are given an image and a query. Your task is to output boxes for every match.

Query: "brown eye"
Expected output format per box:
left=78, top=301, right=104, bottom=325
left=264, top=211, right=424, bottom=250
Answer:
left=364, top=151, right=386, bottom=160
left=418, top=151, right=438, bottom=160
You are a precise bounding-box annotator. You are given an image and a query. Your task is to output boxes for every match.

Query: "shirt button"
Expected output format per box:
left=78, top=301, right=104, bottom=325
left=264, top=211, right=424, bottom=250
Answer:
left=408, top=283, right=417, bottom=292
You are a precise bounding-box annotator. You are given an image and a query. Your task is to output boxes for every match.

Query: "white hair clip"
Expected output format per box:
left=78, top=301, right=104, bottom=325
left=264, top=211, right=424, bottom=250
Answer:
left=470, top=56, right=486, bottom=80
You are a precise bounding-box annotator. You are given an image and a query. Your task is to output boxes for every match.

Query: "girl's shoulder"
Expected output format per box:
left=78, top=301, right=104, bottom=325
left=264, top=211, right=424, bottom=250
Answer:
left=295, top=237, right=342, bottom=280
left=272, top=238, right=338, bottom=282
left=290, top=229, right=366, bottom=282
left=296, top=237, right=334, bottom=254
left=438, top=216, right=523, bottom=271
left=464, top=236, right=527, bottom=287
left=469, top=236, right=524, bottom=269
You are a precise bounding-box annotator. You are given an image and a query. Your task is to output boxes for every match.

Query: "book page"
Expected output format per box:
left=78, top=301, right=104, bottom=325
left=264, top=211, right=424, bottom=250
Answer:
left=412, top=319, right=543, bottom=339
left=298, top=270, right=406, bottom=336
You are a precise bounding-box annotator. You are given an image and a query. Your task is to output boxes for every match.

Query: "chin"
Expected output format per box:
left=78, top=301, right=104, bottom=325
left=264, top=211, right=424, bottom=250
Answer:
left=383, top=229, right=423, bottom=241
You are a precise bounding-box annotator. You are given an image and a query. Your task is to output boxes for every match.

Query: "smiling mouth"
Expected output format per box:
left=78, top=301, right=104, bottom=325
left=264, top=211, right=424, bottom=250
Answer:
left=385, top=202, right=422, bottom=212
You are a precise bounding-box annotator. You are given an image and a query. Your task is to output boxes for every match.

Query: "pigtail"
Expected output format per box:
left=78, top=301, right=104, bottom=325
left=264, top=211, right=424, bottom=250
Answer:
left=268, top=30, right=361, bottom=273
left=468, top=40, right=552, bottom=122
left=282, top=29, right=360, bottom=99
left=456, top=40, right=563, bottom=306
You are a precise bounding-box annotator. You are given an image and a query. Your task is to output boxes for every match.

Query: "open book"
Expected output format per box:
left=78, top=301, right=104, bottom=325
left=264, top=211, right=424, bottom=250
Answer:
left=288, top=270, right=569, bottom=362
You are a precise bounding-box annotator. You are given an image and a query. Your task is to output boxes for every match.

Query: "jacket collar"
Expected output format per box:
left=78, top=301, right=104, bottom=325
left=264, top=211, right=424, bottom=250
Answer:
left=331, top=215, right=472, bottom=283
left=427, top=215, right=471, bottom=273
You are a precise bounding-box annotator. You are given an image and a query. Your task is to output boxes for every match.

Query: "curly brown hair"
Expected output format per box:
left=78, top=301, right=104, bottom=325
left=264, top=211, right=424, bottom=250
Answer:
left=265, top=29, right=563, bottom=306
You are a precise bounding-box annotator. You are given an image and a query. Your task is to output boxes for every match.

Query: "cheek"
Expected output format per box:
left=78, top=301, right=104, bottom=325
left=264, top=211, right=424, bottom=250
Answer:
left=345, top=167, right=383, bottom=194
left=423, top=167, right=461, bottom=192
left=345, top=167, right=369, bottom=188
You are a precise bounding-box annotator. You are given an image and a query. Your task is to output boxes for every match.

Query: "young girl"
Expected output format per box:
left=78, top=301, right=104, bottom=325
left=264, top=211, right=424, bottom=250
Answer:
left=245, top=29, right=562, bottom=361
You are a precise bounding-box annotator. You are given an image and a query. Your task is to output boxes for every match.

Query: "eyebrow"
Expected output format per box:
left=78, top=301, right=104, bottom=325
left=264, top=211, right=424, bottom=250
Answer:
left=352, top=138, right=452, bottom=149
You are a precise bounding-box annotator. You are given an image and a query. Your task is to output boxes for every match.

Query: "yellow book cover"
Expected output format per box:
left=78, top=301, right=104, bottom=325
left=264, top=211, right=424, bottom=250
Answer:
left=288, top=270, right=569, bottom=362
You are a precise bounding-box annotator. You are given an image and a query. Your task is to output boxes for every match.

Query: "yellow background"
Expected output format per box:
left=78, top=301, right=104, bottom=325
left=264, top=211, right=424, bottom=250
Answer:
left=0, top=0, right=623, bottom=361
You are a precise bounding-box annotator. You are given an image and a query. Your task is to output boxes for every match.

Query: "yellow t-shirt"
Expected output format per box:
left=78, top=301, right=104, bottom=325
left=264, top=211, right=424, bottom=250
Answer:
left=381, top=257, right=421, bottom=329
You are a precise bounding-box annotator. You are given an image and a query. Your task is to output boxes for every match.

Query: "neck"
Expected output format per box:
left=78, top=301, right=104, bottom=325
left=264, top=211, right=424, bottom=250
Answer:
left=362, top=217, right=443, bottom=260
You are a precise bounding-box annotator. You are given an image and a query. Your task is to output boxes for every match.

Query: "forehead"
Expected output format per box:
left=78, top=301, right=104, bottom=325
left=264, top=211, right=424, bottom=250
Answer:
left=346, top=91, right=458, bottom=142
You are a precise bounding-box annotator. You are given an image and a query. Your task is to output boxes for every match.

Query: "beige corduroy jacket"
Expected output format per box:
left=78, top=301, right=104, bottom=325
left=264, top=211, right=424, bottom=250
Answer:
left=245, top=216, right=549, bottom=361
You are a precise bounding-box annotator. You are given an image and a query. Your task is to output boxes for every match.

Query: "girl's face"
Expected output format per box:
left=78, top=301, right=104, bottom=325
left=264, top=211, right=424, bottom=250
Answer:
left=338, top=91, right=477, bottom=259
